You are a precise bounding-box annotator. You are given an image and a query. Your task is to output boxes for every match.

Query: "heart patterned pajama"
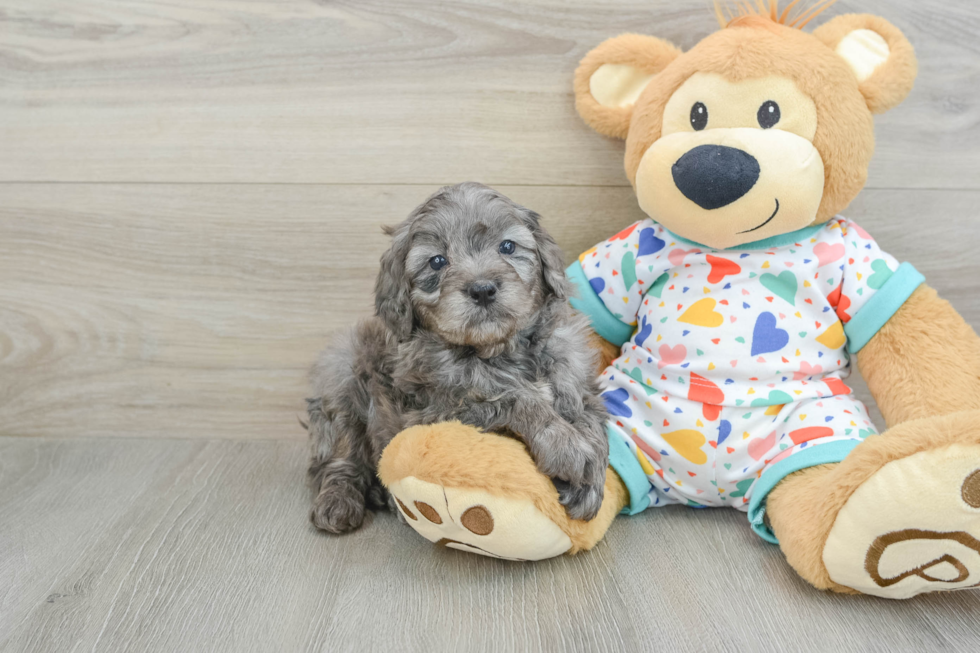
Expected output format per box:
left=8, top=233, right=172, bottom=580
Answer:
left=567, top=217, right=925, bottom=541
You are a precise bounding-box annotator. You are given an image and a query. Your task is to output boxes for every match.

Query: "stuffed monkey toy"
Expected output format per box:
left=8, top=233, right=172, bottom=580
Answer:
left=378, top=2, right=980, bottom=599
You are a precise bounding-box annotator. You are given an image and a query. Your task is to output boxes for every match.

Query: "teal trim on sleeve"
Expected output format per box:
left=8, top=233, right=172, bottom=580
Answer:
left=607, top=425, right=651, bottom=515
left=566, top=262, right=635, bottom=347
left=747, top=440, right=861, bottom=544
left=844, top=262, right=925, bottom=354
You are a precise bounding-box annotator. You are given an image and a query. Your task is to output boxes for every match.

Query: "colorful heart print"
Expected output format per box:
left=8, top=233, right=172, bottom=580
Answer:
left=751, top=312, right=789, bottom=355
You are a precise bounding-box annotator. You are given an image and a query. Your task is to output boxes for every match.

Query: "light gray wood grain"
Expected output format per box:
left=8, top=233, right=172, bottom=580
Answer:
left=1, top=436, right=977, bottom=653
left=1, top=0, right=978, bottom=188
left=2, top=184, right=978, bottom=439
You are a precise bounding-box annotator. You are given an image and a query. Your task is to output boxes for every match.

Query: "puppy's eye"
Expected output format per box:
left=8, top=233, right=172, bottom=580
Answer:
left=498, top=240, right=516, bottom=255
left=758, top=100, right=780, bottom=129
left=429, top=255, right=448, bottom=271
left=690, top=102, right=708, bottom=131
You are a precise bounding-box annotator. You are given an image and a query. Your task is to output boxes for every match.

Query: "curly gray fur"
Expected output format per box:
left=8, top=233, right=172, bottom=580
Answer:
left=307, top=182, right=609, bottom=534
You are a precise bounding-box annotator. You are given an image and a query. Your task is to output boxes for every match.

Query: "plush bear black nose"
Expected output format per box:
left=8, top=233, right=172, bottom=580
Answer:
left=467, top=281, right=498, bottom=307
left=672, top=144, right=761, bottom=210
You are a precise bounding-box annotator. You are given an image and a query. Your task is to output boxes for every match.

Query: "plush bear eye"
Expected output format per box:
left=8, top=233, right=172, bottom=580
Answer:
left=429, top=255, right=448, bottom=270
left=690, top=102, right=708, bottom=131
left=498, top=240, right=516, bottom=255
left=758, top=100, right=780, bottom=129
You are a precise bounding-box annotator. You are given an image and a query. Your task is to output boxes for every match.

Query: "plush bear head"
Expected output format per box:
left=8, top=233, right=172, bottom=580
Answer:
left=574, top=2, right=917, bottom=249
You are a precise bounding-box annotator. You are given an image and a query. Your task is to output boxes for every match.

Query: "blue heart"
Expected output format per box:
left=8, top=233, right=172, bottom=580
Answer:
left=751, top=312, right=789, bottom=356
left=634, top=314, right=652, bottom=348
left=638, top=228, right=665, bottom=257
left=601, top=388, right=632, bottom=418
left=717, top=420, right=732, bottom=445
left=589, top=277, right=605, bottom=294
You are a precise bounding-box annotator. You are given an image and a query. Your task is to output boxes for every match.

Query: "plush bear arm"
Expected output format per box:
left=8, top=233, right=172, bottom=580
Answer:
left=857, top=284, right=980, bottom=427
left=589, top=330, right=622, bottom=371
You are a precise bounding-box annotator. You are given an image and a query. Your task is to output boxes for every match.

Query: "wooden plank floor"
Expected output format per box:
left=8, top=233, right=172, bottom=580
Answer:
left=2, top=0, right=980, bottom=650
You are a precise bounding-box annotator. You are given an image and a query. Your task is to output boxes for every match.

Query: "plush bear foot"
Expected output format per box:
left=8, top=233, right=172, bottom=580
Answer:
left=386, top=476, right=574, bottom=560
left=377, top=421, right=628, bottom=561
left=823, top=442, right=980, bottom=598
left=769, top=411, right=980, bottom=599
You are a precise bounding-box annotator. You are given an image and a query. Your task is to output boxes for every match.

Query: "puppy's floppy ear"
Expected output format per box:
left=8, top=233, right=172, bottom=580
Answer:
left=575, top=34, right=682, bottom=140
left=522, top=210, right=569, bottom=300
left=375, top=219, right=414, bottom=340
left=814, top=14, right=917, bottom=114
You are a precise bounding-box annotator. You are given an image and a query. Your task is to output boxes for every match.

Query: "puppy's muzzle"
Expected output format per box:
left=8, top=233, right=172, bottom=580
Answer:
left=466, top=281, right=498, bottom=308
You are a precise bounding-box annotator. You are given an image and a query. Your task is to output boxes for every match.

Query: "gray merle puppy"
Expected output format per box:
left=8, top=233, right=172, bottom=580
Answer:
left=306, top=182, right=609, bottom=534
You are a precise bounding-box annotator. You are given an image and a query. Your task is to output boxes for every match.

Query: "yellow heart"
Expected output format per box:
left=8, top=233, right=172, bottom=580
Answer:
left=662, top=430, right=707, bottom=464
left=803, top=280, right=811, bottom=287
left=696, top=419, right=704, bottom=427
left=816, top=320, right=846, bottom=349
left=762, top=261, right=771, bottom=269
left=636, top=449, right=655, bottom=475
left=678, top=298, right=724, bottom=328
left=707, top=362, right=716, bottom=370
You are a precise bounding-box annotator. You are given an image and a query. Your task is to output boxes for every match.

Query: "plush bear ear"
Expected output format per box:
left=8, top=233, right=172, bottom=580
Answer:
left=813, top=14, right=917, bottom=114
left=574, top=34, right=682, bottom=140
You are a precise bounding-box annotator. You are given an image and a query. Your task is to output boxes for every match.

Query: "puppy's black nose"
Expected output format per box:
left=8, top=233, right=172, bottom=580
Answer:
left=466, top=282, right=498, bottom=307
left=672, top=144, right=760, bottom=210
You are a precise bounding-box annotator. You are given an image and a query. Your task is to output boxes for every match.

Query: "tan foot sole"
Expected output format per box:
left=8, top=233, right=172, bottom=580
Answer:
left=824, top=444, right=980, bottom=598
left=388, top=476, right=572, bottom=561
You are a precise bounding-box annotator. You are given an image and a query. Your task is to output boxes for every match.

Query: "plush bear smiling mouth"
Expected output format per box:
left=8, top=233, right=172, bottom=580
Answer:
left=738, top=198, right=780, bottom=235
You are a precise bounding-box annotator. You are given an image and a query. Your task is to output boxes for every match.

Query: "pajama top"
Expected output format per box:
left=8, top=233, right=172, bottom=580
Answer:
left=567, top=217, right=925, bottom=542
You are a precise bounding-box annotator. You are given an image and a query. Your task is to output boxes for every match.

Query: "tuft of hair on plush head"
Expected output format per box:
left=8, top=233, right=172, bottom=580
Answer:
left=714, top=0, right=837, bottom=30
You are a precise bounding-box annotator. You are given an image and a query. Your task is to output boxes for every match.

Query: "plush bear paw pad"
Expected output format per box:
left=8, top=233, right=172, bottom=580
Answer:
left=823, top=444, right=980, bottom=598
left=387, top=476, right=572, bottom=561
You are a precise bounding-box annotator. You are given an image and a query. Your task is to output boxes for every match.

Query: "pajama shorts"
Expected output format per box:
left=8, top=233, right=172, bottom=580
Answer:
left=605, top=391, right=878, bottom=543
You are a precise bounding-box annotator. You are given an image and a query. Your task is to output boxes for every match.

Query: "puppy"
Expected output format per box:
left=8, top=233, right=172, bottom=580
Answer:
left=306, top=182, right=609, bottom=534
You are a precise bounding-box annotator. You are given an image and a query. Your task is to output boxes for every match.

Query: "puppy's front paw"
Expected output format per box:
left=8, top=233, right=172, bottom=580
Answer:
left=551, top=476, right=605, bottom=521
left=310, top=481, right=367, bottom=534
left=531, top=420, right=608, bottom=487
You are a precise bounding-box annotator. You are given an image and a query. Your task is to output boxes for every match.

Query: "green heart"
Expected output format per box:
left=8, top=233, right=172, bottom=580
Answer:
left=760, top=271, right=797, bottom=306
left=621, top=251, right=637, bottom=291
left=735, top=337, right=746, bottom=343
left=650, top=272, right=669, bottom=298
left=799, top=331, right=807, bottom=337
left=660, top=317, right=669, bottom=324
left=625, top=367, right=656, bottom=395
left=750, top=390, right=794, bottom=407
left=724, top=463, right=732, bottom=470
left=729, top=478, right=754, bottom=499
left=696, top=349, right=704, bottom=356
